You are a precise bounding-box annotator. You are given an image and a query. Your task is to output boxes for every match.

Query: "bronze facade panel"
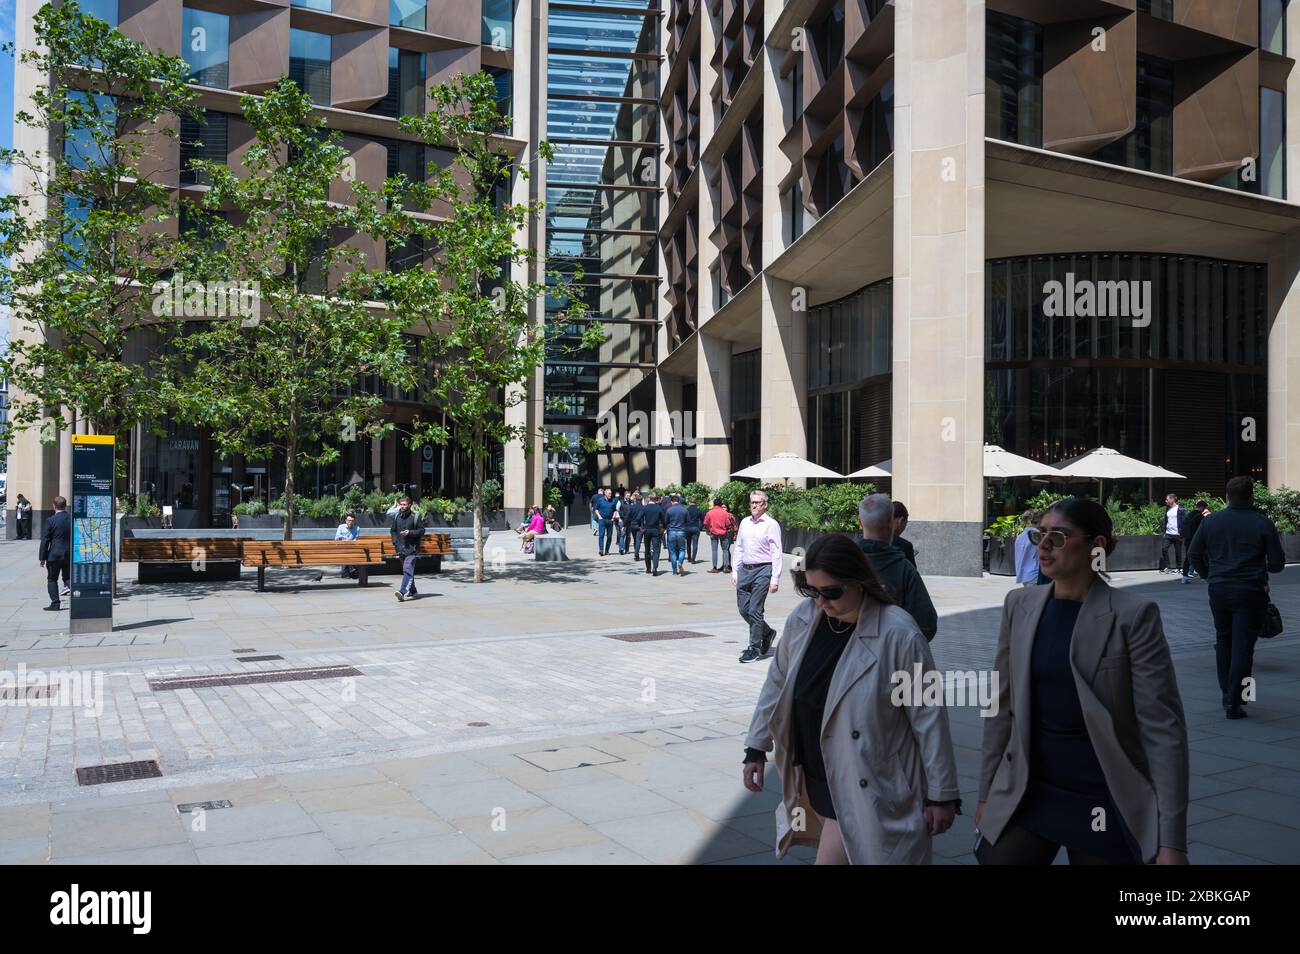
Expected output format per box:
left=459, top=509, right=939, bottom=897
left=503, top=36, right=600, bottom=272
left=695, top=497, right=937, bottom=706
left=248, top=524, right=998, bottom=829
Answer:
left=1043, top=13, right=1137, bottom=155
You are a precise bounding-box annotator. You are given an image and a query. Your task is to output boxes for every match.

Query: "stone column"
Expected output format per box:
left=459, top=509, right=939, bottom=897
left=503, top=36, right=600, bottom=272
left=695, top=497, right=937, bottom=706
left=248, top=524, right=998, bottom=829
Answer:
left=890, top=0, right=986, bottom=576
left=696, top=332, right=732, bottom=486
left=759, top=273, right=807, bottom=475
left=654, top=372, right=684, bottom=487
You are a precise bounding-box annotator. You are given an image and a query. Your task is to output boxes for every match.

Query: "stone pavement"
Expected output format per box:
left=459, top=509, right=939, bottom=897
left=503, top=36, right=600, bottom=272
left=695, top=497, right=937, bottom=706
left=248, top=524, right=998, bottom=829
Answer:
left=2, top=527, right=1300, bottom=864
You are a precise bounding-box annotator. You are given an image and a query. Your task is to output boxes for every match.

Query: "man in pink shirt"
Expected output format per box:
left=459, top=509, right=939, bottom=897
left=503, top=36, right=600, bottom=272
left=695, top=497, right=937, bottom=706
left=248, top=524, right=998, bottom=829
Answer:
left=732, top=489, right=782, bottom=663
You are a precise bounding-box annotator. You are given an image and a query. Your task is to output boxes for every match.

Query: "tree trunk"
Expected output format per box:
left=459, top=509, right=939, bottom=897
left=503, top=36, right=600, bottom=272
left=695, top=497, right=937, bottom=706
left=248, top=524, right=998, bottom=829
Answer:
left=472, top=439, right=485, bottom=584
left=284, top=434, right=296, bottom=541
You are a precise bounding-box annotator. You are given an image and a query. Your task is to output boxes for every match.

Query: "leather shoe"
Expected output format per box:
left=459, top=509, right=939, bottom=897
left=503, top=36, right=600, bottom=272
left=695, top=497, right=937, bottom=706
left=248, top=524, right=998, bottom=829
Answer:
left=43, top=603, right=61, bottom=611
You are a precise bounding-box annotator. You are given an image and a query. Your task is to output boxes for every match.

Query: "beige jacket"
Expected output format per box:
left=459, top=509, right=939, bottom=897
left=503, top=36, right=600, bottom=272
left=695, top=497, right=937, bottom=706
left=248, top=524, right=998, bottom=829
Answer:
left=978, top=580, right=1190, bottom=862
left=745, top=597, right=962, bottom=864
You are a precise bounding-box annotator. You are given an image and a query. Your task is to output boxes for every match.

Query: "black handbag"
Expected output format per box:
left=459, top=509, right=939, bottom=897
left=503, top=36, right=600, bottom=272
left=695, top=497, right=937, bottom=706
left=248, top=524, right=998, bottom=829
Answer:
left=1262, top=602, right=1284, bottom=639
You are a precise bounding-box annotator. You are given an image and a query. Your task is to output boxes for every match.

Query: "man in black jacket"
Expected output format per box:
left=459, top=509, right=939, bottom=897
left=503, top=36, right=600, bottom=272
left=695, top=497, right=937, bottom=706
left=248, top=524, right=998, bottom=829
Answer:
left=639, top=493, right=667, bottom=575
left=38, top=495, right=72, bottom=611
left=892, top=500, right=917, bottom=568
left=622, top=492, right=643, bottom=556
left=1189, top=477, right=1285, bottom=719
left=856, top=494, right=938, bottom=640
left=1156, top=493, right=1190, bottom=574
left=390, top=495, right=425, bottom=601
left=1179, top=499, right=1210, bottom=584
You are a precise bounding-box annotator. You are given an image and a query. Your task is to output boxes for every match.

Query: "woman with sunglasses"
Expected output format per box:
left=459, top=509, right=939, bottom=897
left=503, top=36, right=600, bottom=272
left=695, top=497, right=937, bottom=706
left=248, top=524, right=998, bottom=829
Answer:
left=742, top=534, right=961, bottom=864
left=977, top=497, right=1189, bottom=865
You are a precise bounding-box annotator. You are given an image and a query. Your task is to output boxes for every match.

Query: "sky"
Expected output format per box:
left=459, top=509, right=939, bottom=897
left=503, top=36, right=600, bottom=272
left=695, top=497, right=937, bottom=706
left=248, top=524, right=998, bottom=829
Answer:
left=0, top=0, right=12, bottom=359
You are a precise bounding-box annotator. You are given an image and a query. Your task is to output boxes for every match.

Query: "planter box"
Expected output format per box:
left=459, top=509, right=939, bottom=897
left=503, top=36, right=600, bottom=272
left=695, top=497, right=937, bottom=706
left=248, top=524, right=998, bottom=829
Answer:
left=1108, top=535, right=1161, bottom=572
left=1282, top=532, right=1300, bottom=564
left=987, top=539, right=1016, bottom=576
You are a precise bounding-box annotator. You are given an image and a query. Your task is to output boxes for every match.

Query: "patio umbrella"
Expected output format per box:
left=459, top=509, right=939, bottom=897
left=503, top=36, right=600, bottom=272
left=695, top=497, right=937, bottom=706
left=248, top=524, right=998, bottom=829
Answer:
left=1052, top=446, right=1184, bottom=502
left=847, top=458, right=892, bottom=479
left=732, top=452, right=845, bottom=481
left=983, top=445, right=1060, bottom=479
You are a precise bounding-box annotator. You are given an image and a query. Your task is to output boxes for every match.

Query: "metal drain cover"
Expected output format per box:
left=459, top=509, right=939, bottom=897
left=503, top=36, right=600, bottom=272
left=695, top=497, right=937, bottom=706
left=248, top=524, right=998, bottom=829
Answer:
left=77, top=760, right=163, bottom=786
left=0, top=684, right=56, bottom=702
left=177, top=800, right=233, bottom=813
left=148, top=665, right=362, bottom=691
left=604, top=630, right=713, bottom=643
left=237, top=655, right=285, bottom=662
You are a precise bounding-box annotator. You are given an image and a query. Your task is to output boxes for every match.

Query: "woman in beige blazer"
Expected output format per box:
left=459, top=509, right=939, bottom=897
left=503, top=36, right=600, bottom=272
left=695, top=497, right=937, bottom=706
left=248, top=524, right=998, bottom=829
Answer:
left=743, top=534, right=962, bottom=864
left=977, top=497, right=1190, bottom=865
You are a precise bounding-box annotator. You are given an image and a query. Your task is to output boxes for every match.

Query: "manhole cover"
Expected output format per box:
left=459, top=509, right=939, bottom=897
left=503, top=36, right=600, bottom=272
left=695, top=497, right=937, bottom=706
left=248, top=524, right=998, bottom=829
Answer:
left=0, top=684, right=56, bottom=702
left=466, top=721, right=489, bottom=727
left=76, top=760, right=163, bottom=786
left=237, top=655, right=285, bottom=662
left=232, top=648, right=256, bottom=654
left=148, top=665, right=362, bottom=691
left=604, top=630, right=713, bottom=643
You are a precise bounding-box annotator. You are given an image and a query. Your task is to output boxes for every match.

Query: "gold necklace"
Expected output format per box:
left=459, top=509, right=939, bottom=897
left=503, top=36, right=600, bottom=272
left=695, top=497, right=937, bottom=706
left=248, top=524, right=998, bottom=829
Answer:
left=827, top=615, right=854, bottom=635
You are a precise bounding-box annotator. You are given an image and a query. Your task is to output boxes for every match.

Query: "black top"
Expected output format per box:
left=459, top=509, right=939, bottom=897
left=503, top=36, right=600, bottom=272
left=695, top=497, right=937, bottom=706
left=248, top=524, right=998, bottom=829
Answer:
left=1015, top=597, right=1135, bottom=861
left=389, top=510, right=425, bottom=556
left=791, top=614, right=853, bottom=783
left=684, top=506, right=703, bottom=531
left=856, top=538, right=938, bottom=640
left=665, top=503, right=689, bottom=531
left=639, top=503, right=666, bottom=533
left=1188, top=505, right=1285, bottom=589
left=894, top=535, right=917, bottom=567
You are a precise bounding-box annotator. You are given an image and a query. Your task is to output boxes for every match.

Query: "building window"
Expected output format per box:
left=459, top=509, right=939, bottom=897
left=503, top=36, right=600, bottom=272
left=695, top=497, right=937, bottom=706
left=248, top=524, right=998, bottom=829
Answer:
left=791, top=58, right=803, bottom=121
left=985, top=10, right=1043, bottom=147
left=180, top=110, right=228, bottom=186
left=367, top=48, right=426, bottom=118
left=1095, top=54, right=1173, bottom=175
left=82, top=0, right=118, bottom=25
left=63, top=91, right=116, bottom=169
left=1262, top=0, right=1288, bottom=55
left=1137, top=0, right=1174, bottom=19
left=483, top=0, right=514, bottom=49
left=181, top=7, right=230, bottom=88
left=390, top=0, right=425, bottom=30
left=1260, top=86, right=1287, bottom=199
left=485, top=66, right=512, bottom=119
left=789, top=181, right=805, bottom=243
left=289, top=29, right=332, bottom=106
left=291, top=0, right=332, bottom=11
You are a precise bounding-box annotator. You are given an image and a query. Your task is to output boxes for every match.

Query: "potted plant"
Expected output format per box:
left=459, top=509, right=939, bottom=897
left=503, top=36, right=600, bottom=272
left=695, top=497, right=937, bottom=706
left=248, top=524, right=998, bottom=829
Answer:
left=985, top=515, right=1021, bottom=576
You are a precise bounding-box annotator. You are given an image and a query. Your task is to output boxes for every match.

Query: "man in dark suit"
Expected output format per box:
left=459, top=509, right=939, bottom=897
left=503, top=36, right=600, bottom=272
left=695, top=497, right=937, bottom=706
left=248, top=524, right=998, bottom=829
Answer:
left=39, top=495, right=72, bottom=611
left=622, top=492, right=643, bottom=556
left=1156, top=493, right=1190, bottom=575
left=1179, top=499, right=1210, bottom=584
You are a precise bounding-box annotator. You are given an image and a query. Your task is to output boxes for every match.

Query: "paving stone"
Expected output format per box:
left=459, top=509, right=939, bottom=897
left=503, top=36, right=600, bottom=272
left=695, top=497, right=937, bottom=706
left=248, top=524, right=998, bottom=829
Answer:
left=595, top=808, right=770, bottom=864
left=50, top=802, right=188, bottom=858
left=340, top=833, right=498, bottom=865
left=410, top=777, right=547, bottom=821
left=457, top=805, right=607, bottom=860
left=1195, top=788, right=1300, bottom=830
left=312, top=801, right=455, bottom=850
left=52, top=843, right=199, bottom=865
left=537, top=778, right=679, bottom=825
left=196, top=832, right=344, bottom=865
left=1185, top=814, right=1300, bottom=865
left=514, top=745, right=623, bottom=772
left=502, top=840, right=649, bottom=865
left=186, top=801, right=320, bottom=848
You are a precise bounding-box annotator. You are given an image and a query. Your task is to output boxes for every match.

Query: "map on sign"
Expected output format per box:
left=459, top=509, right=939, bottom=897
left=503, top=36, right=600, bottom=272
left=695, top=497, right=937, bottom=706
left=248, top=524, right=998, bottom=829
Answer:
left=74, top=495, right=113, bottom=564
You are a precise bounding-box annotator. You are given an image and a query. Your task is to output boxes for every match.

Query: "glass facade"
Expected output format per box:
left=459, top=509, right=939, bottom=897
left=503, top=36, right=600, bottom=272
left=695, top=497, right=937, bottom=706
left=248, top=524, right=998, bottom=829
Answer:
left=182, top=6, right=229, bottom=88
left=1094, top=54, right=1173, bottom=175
left=291, top=0, right=332, bottom=10
left=986, top=253, right=1268, bottom=495
left=483, top=0, right=514, bottom=49
left=289, top=29, right=332, bottom=106
left=731, top=350, right=761, bottom=471
left=390, top=0, right=426, bottom=30
left=63, top=91, right=116, bottom=169
left=1262, top=0, right=1288, bottom=55
left=180, top=110, right=229, bottom=186
left=985, top=10, right=1042, bottom=147
left=367, top=48, right=426, bottom=119
left=543, top=1, right=660, bottom=435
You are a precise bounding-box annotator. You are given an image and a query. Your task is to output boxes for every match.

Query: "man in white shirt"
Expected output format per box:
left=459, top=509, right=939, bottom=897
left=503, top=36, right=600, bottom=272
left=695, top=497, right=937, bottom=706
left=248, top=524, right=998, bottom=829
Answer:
left=333, top=513, right=361, bottom=580
left=1157, top=493, right=1187, bottom=575
left=732, top=490, right=783, bottom=663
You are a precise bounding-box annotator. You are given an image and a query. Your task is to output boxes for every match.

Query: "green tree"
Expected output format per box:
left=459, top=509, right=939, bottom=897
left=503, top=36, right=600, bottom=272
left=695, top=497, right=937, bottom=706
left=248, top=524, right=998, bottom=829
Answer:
left=369, top=71, right=601, bottom=582
left=0, top=2, right=199, bottom=478
left=168, top=79, right=413, bottom=539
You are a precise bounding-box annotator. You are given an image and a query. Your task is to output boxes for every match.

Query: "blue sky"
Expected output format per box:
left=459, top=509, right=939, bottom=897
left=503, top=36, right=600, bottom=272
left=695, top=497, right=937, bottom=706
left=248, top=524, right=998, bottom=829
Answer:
left=0, top=0, right=13, bottom=192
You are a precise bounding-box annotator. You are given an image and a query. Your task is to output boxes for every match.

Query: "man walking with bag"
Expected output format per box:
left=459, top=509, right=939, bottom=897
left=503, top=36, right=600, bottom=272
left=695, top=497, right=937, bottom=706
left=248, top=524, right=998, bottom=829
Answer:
left=1189, top=477, right=1285, bottom=719
left=732, top=490, right=782, bottom=663
left=38, top=495, right=71, bottom=611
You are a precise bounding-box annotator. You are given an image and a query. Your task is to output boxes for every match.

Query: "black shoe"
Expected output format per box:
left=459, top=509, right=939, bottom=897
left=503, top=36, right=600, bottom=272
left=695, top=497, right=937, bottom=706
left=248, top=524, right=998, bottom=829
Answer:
left=43, top=603, right=61, bottom=611
left=760, top=627, right=775, bottom=656
left=739, top=648, right=761, bottom=663
left=1226, top=708, right=1247, bottom=720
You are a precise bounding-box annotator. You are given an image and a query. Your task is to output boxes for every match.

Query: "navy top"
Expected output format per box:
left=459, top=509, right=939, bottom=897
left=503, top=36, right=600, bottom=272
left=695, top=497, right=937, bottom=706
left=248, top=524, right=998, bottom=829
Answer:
left=665, top=503, right=689, bottom=531
left=639, top=503, right=666, bottom=533
left=593, top=496, right=618, bottom=519
left=1188, top=504, right=1285, bottom=589
left=685, top=506, right=703, bottom=532
left=1014, top=597, right=1137, bottom=861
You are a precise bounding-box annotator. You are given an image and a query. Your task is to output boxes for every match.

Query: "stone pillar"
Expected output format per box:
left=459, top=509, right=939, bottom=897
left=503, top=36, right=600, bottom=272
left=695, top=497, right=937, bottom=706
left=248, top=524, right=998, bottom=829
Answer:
left=696, top=332, right=732, bottom=486
left=890, top=0, right=986, bottom=576
left=654, top=372, right=684, bottom=488
left=759, top=273, right=807, bottom=476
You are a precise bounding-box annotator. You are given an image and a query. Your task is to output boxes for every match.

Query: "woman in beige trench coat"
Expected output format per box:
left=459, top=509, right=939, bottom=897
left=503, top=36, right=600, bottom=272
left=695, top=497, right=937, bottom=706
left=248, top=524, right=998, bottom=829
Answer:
left=743, top=534, right=962, bottom=864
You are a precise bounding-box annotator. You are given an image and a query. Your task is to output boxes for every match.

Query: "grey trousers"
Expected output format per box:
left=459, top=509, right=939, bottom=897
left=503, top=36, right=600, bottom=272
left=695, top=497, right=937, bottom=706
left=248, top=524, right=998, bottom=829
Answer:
left=736, top=562, right=773, bottom=650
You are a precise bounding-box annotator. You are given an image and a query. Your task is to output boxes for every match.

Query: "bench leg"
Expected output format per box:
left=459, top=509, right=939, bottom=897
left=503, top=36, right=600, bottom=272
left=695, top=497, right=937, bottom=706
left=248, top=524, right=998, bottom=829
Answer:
left=358, top=568, right=368, bottom=587
left=258, top=566, right=265, bottom=592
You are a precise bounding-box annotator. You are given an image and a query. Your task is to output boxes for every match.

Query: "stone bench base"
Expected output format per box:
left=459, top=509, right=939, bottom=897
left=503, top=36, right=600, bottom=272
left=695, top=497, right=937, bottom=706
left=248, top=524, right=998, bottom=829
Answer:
left=533, top=537, right=568, bottom=561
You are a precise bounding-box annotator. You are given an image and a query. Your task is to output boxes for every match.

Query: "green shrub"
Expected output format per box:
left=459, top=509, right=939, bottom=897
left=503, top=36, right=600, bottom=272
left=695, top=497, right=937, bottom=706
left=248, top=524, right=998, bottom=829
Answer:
left=714, top=480, right=756, bottom=515
left=232, top=499, right=267, bottom=517
left=985, top=514, right=1021, bottom=541
left=362, top=491, right=392, bottom=516
left=807, top=482, right=877, bottom=532
left=306, top=495, right=344, bottom=520
left=133, top=491, right=162, bottom=518
left=682, top=481, right=714, bottom=506
left=545, top=484, right=563, bottom=510
left=341, top=484, right=366, bottom=514
left=480, top=478, right=503, bottom=512
left=1027, top=489, right=1070, bottom=511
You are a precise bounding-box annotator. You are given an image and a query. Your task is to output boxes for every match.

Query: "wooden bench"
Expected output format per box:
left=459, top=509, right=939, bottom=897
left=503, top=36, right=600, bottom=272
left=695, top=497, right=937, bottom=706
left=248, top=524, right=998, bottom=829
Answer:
left=121, top=538, right=245, bottom=564
left=242, top=535, right=453, bottom=591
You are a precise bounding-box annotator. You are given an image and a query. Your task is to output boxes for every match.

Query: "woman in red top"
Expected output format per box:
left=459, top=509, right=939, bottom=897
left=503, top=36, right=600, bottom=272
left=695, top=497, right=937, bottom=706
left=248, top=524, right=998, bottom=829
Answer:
left=703, top=499, right=738, bottom=573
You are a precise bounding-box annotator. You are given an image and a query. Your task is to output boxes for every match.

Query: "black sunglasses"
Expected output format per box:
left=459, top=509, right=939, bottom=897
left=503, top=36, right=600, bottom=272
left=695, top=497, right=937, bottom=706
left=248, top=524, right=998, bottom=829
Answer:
left=797, top=583, right=848, bottom=601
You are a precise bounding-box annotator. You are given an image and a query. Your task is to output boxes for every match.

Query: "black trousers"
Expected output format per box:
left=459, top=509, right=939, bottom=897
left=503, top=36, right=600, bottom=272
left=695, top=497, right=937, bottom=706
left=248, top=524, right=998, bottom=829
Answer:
left=1159, top=534, right=1184, bottom=571
left=975, top=823, right=1138, bottom=866
left=1208, top=583, right=1267, bottom=711
left=46, top=559, right=69, bottom=604
left=16, top=518, right=32, bottom=539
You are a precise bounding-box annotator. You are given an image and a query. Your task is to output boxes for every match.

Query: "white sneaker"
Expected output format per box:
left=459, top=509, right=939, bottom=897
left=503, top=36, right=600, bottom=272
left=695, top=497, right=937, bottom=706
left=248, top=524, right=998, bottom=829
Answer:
left=394, top=590, right=405, bottom=602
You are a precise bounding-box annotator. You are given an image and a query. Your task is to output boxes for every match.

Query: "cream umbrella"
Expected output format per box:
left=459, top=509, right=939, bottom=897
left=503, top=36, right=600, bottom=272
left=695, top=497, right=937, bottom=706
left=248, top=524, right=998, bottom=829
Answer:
left=732, top=452, right=845, bottom=481
left=847, top=458, right=892, bottom=479
left=983, top=445, right=1060, bottom=479
left=1052, top=446, right=1184, bottom=502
